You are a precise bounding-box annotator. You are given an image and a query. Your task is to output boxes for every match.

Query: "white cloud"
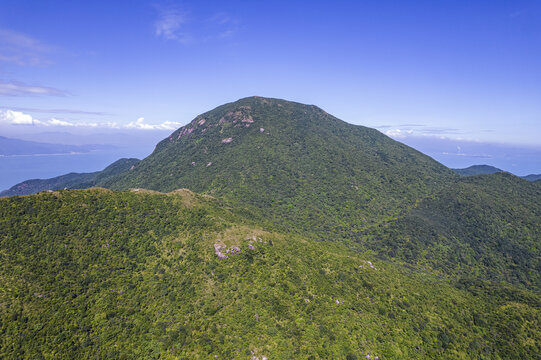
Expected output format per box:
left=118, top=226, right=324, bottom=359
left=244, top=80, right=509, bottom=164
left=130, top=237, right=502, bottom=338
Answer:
left=0, top=109, right=38, bottom=125
left=0, top=110, right=181, bottom=131
left=126, top=117, right=150, bottom=129
left=0, top=81, right=67, bottom=96
left=0, top=110, right=99, bottom=127
left=154, top=6, right=191, bottom=43
left=378, top=124, right=466, bottom=140
left=48, top=118, right=74, bottom=127
left=384, top=129, right=414, bottom=138
left=160, top=121, right=183, bottom=129
left=44, top=118, right=100, bottom=127
left=126, top=117, right=182, bottom=130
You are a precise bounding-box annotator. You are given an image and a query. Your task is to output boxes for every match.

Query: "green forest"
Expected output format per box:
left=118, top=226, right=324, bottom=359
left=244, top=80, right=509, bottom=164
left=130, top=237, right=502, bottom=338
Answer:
left=1, top=189, right=539, bottom=359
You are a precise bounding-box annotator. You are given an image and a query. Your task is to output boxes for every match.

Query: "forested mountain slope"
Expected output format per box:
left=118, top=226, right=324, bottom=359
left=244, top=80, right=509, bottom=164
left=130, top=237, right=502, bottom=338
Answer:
left=99, top=97, right=541, bottom=290
left=1, top=189, right=539, bottom=359
left=5, top=97, right=540, bottom=291
left=103, top=97, right=456, bottom=236
left=363, top=173, right=541, bottom=289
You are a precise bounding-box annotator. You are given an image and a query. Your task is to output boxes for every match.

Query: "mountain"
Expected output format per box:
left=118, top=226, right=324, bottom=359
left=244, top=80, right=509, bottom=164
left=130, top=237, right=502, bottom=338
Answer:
left=0, top=158, right=139, bottom=197
left=0, top=135, right=113, bottom=156
left=522, top=174, right=541, bottom=182
left=1, top=189, right=539, bottom=359
left=97, top=97, right=541, bottom=290
left=102, top=96, right=456, bottom=236
left=453, top=165, right=541, bottom=182
left=452, top=165, right=503, bottom=176
left=4, top=97, right=540, bottom=290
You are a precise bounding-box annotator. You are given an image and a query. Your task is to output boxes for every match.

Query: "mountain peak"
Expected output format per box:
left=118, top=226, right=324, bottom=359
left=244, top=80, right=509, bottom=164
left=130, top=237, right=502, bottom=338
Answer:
left=103, top=97, right=456, bottom=236
left=159, top=96, right=334, bottom=150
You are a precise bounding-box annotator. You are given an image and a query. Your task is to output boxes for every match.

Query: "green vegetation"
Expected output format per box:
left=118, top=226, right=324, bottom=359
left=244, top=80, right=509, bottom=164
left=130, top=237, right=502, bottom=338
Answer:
left=1, top=189, right=539, bottom=359
left=452, top=165, right=503, bottom=176
left=103, top=97, right=456, bottom=237
left=100, top=97, right=540, bottom=290
left=363, top=173, right=541, bottom=289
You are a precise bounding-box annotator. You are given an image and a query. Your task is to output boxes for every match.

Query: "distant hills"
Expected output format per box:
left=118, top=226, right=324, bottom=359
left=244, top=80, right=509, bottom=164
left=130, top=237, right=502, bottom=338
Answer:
left=1, top=97, right=539, bottom=358
left=0, top=158, right=139, bottom=196
left=452, top=164, right=503, bottom=176
left=453, top=164, right=540, bottom=181
left=523, top=173, right=541, bottom=182
left=0, top=135, right=113, bottom=156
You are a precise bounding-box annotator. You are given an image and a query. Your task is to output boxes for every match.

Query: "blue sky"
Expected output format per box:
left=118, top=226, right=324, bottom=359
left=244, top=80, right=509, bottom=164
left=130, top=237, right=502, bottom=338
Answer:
left=0, top=1, right=540, bottom=169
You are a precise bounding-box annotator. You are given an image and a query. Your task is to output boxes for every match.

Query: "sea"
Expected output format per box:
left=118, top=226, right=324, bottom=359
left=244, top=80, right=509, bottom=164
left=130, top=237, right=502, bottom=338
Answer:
left=0, top=146, right=153, bottom=191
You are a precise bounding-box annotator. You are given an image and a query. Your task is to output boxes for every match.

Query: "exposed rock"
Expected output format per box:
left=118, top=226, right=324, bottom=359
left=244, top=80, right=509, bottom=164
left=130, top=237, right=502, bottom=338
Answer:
left=221, top=137, right=233, bottom=144
left=219, top=106, right=253, bottom=125
left=241, top=115, right=254, bottom=123
left=214, top=243, right=228, bottom=259
left=360, top=260, right=377, bottom=270
left=214, top=242, right=244, bottom=258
